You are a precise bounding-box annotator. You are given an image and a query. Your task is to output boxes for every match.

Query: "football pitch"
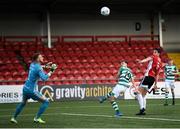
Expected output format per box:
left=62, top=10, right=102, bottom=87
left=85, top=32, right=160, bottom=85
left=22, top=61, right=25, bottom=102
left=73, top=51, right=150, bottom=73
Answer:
left=0, top=99, right=180, bottom=128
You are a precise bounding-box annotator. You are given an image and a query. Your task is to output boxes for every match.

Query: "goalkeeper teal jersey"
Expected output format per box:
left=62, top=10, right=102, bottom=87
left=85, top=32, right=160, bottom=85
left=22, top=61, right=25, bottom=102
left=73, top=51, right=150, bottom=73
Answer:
left=118, top=66, right=133, bottom=88
left=165, top=65, right=177, bottom=81
left=24, top=62, right=49, bottom=92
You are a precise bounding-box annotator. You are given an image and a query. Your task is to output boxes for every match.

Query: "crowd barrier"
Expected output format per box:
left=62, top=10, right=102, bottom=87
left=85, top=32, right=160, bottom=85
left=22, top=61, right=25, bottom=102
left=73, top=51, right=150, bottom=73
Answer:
left=1, top=82, right=180, bottom=103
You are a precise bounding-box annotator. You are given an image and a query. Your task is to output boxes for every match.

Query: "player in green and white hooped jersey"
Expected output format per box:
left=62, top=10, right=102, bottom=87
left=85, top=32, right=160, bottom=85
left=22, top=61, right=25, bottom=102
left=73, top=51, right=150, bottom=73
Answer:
left=99, top=61, right=136, bottom=117
left=164, top=59, right=179, bottom=106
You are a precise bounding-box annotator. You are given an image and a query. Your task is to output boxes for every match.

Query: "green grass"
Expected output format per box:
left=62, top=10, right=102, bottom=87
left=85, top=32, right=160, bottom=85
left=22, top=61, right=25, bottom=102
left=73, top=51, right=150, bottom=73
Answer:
left=1, top=99, right=180, bottom=128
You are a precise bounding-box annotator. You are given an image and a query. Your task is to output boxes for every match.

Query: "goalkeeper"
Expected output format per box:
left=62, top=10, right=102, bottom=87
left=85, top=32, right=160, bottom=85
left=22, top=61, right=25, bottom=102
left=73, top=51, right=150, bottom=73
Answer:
left=10, top=53, right=57, bottom=124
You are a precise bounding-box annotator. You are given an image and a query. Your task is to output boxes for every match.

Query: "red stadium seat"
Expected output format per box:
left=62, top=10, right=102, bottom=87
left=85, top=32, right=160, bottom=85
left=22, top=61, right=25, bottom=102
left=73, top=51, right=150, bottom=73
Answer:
left=1, top=39, right=168, bottom=85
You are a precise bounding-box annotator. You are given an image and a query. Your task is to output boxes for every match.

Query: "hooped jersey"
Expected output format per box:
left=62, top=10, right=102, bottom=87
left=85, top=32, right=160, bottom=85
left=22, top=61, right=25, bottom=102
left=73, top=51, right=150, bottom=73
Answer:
left=118, top=66, right=133, bottom=88
left=145, top=55, right=162, bottom=78
left=165, top=65, right=177, bottom=81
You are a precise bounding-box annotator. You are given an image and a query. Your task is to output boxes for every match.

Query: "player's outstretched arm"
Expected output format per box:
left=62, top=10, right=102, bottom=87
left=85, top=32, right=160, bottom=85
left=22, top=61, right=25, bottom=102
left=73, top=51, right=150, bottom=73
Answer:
left=117, top=66, right=124, bottom=78
left=173, top=72, right=180, bottom=75
left=136, top=57, right=152, bottom=64
left=173, top=66, right=179, bottom=75
left=116, top=67, right=121, bottom=79
left=130, top=77, right=136, bottom=88
left=39, top=69, right=49, bottom=81
left=47, top=64, right=58, bottom=77
left=39, top=63, right=57, bottom=81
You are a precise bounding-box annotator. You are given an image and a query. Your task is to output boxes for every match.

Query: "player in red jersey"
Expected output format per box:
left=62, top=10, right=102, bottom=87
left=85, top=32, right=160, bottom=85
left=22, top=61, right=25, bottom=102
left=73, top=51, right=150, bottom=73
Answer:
left=135, top=48, right=162, bottom=115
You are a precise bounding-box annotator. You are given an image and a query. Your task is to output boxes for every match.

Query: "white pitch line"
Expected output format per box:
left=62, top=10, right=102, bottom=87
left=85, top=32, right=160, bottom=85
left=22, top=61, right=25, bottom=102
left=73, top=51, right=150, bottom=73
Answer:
left=61, top=112, right=180, bottom=122
left=1, top=112, right=180, bottom=122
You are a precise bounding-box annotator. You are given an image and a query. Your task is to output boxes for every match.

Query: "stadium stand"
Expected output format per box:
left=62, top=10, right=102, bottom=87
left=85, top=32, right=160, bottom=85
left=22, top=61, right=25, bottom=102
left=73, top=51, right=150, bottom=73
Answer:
left=0, top=35, right=169, bottom=85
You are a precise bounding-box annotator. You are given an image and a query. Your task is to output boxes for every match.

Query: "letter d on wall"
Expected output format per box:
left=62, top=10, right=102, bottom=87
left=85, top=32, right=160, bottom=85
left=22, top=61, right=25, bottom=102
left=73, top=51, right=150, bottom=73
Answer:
left=135, top=22, right=141, bottom=31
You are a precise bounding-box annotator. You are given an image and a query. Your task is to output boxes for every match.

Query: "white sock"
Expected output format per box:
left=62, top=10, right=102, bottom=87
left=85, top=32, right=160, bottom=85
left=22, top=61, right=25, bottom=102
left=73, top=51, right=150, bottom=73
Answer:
left=142, top=96, right=146, bottom=109
left=137, top=93, right=143, bottom=110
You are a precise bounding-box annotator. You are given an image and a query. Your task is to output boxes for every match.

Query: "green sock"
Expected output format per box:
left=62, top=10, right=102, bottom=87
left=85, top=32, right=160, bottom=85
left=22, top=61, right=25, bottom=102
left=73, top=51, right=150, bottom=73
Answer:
left=102, top=91, right=114, bottom=102
left=111, top=101, right=119, bottom=113
left=106, top=91, right=114, bottom=98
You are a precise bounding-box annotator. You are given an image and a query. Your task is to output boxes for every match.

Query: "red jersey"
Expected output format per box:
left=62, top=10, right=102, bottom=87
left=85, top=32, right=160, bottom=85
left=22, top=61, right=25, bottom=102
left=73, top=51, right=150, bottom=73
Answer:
left=145, top=55, right=162, bottom=78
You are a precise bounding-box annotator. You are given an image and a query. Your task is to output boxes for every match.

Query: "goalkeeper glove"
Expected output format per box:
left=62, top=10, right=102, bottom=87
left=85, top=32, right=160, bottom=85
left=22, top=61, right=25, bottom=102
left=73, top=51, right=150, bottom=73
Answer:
left=50, top=63, right=57, bottom=73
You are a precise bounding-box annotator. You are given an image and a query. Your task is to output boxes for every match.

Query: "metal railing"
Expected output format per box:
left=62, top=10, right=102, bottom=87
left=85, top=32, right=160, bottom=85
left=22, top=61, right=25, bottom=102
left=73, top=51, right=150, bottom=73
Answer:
left=0, top=35, right=159, bottom=43
left=0, top=77, right=178, bottom=85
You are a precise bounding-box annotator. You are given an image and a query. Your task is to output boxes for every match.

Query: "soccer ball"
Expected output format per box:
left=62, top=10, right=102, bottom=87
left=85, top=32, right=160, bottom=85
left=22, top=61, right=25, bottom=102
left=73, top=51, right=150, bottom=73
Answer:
left=51, top=63, right=57, bottom=69
left=100, top=6, right=110, bottom=16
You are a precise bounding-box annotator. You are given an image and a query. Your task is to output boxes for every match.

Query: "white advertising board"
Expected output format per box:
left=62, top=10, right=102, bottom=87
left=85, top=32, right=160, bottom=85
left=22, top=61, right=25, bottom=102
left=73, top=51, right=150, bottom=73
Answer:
left=0, top=85, right=36, bottom=103
left=125, top=82, right=180, bottom=99
left=0, top=82, right=180, bottom=103
left=0, top=85, right=23, bottom=103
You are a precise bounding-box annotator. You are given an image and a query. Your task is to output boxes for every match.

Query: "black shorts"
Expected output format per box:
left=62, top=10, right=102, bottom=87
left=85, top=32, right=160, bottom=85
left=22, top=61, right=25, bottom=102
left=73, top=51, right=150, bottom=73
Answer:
left=140, top=76, right=155, bottom=90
